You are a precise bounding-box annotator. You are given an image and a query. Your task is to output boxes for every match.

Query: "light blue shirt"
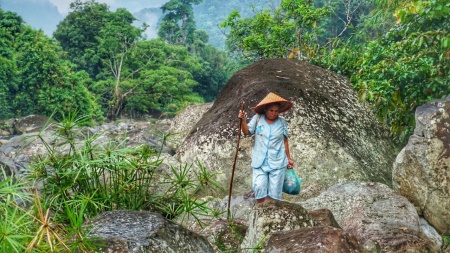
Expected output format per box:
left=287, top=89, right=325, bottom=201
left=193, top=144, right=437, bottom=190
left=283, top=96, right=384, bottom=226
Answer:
left=248, top=114, right=289, bottom=169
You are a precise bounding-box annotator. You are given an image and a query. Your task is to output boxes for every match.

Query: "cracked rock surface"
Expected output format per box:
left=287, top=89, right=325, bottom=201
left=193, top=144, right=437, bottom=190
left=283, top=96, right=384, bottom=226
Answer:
left=393, top=97, right=450, bottom=234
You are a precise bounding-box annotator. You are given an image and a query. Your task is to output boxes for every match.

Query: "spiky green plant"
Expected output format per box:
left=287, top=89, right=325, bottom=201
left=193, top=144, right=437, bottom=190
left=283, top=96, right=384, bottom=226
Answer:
left=214, top=220, right=247, bottom=253
left=194, top=159, right=225, bottom=194
left=26, top=190, right=70, bottom=252
left=0, top=169, right=33, bottom=252
left=19, top=111, right=221, bottom=252
left=26, top=111, right=164, bottom=218
left=62, top=197, right=103, bottom=252
left=443, top=235, right=450, bottom=248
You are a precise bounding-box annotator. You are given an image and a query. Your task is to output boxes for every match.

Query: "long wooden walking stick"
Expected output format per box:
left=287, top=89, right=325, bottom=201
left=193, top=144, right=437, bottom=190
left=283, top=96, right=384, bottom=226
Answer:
left=227, top=101, right=245, bottom=222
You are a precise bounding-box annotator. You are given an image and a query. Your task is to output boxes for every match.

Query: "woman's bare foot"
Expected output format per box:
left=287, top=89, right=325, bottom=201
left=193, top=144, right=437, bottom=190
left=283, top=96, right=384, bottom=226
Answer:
left=256, top=196, right=276, bottom=204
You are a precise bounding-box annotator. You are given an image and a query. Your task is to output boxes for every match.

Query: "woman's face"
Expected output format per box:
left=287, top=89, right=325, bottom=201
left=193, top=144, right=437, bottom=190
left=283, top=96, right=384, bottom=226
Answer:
left=264, top=104, right=280, bottom=121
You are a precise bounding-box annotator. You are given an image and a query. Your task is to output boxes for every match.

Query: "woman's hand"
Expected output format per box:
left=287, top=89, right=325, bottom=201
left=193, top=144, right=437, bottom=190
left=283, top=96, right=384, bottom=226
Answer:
left=238, top=110, right=246, bottom=119
left=239, top=110, right=250, bottom=135
left=287, top=158, right=294, bottom=169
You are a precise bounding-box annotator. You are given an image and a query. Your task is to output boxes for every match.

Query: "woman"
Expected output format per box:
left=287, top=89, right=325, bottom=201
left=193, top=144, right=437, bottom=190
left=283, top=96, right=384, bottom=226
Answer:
left=238, top=92, right=294, bottom=204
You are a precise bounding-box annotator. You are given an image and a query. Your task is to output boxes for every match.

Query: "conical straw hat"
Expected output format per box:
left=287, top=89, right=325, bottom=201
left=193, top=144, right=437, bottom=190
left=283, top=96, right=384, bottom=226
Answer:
left=253, top=92, right=293, bottom=114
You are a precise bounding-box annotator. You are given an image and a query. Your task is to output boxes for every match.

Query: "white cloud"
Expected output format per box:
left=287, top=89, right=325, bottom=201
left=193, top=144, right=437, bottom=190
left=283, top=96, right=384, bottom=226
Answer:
left=47, top=0, right=73, bottom=14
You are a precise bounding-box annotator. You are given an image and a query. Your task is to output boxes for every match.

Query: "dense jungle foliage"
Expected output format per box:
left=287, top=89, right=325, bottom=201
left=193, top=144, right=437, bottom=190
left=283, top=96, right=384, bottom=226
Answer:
left=220, top=0, right=449, bottom=141
left=0, top=0, right=449, bottom=136
left=0, top=0, right=231, bottom=122
left=0, top=0, right=449, bottom=251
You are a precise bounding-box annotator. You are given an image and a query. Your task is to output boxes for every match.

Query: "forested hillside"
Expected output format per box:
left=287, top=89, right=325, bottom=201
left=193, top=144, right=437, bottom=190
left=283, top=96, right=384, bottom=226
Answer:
left=0, top=8, right=102, bottom=121
left=0, top=0, right=232, bottom=122
left=0, top=0, right=449, bottom=141
left=194, top=0, right=282, bottom=49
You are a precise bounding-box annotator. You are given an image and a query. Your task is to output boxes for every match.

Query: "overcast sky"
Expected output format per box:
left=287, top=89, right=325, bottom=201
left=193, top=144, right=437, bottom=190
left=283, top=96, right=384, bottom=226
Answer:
left=48, top=0, right=169, bottom=14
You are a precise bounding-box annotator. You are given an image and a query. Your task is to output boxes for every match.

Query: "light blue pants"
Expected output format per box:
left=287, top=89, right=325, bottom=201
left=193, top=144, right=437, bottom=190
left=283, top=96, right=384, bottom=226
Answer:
left=252, top=160, right=286, bottom=200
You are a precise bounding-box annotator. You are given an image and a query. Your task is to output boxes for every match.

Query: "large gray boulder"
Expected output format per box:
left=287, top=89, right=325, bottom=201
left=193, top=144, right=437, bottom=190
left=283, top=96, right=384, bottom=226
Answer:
left=13, top=114, right=53, bottom=134
left=393, top=97, right=450, bottom=234
left=301, top=182, right=441, bottom=253
left=0, top=115, right=53, bottom=172
left=167, top=103, right=213, bottom=150
left=241, top=201, right=314, bottom=252
left=0, top=114, right=53, bottom=137
left=86, top=210, right=214, bottom=253
left=266, top=226, right=369, bottom=253
left=0, top=133, right=46, bottom=179
left=175, top=59, right=397, bottom=198
left=197, top=218, right=248, bottom=253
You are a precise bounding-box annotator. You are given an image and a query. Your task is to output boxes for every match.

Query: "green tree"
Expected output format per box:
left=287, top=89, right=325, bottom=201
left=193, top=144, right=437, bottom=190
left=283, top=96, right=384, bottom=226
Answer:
left=95, top=8, right=146, bottom=119
left=193, top=0, right=282, bottom=49
left=14, top=30, right=102, bottom=121
left=0, top=8, right=102, bottom=121
left=220, top=0, right=331, bottom=61
left=157, top=0, right=233, bottom=103
left=314, top=0, right=377, bottom=44
left=54, top=1, right=146, bottom=82
left=218, top=0, right=449, bottom=142
left=0, top=9, right=22, bottom=119
left=158, top=0, right=204, bottom=46
left=351, top=0, right=450, bottom=140
left=313, top=0, right=449, bottom=141
left=54, top=1, right=110, bottom=79
left=92, top=39, right=204, bottom=118
left=54, top=1, right=157, bottom=119
left=55, top=1, right=209, bottom=119
left=189, top=30, right=231, bottom=101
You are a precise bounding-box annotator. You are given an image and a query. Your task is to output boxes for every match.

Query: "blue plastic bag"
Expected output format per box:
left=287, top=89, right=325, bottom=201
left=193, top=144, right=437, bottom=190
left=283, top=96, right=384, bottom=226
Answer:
left=282, top=168, right=302, bottom=195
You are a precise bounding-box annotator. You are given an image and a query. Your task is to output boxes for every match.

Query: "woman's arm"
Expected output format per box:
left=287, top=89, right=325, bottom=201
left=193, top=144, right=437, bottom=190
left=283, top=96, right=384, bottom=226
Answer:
left=284, top=136, right=294, bottom=169
left=239, top=110, right=250, bottom=135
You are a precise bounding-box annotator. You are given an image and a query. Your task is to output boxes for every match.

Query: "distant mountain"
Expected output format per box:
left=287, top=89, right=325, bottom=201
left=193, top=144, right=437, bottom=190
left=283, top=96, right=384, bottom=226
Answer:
left=0, top=0, right=63, bottom=36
